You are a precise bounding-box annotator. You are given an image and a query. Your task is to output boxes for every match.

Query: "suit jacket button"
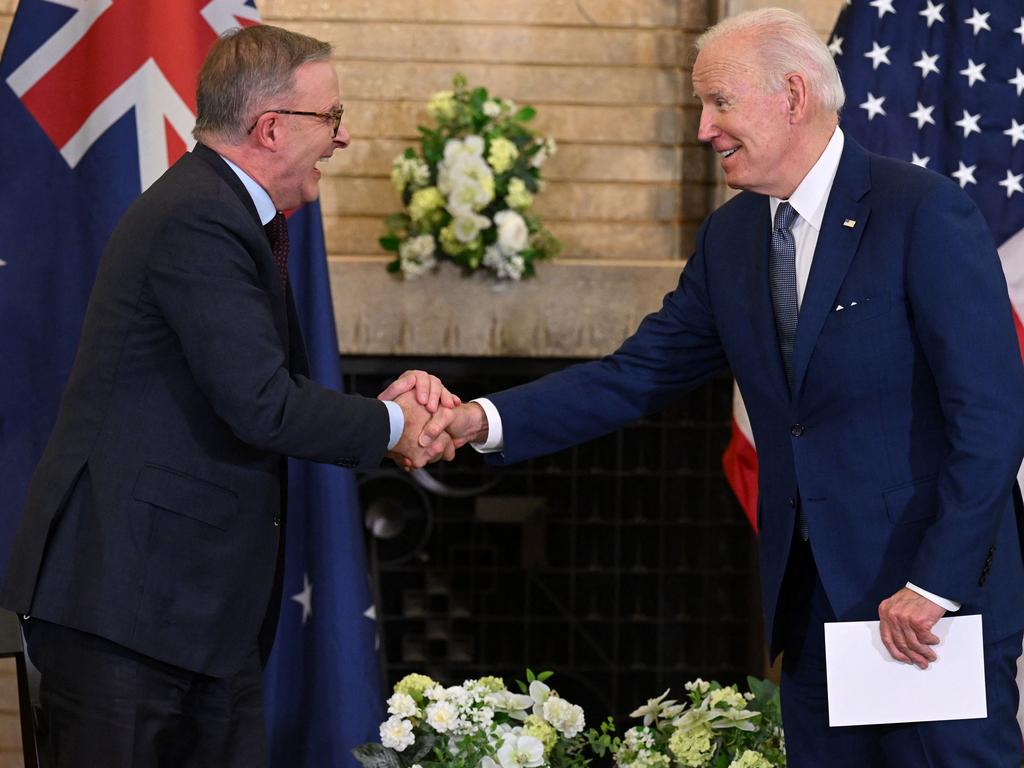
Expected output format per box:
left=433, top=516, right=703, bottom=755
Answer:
left=788, top=497, right=797, bottom=507
left=790, top=424, right=805, bottom=437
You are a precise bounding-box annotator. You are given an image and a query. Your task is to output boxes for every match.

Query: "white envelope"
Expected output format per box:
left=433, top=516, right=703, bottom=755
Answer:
left=824, top=615, right=986, bottom=727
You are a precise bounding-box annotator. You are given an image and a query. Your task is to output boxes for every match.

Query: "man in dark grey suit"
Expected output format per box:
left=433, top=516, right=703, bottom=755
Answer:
left=1, top=25, right=452, bottom=768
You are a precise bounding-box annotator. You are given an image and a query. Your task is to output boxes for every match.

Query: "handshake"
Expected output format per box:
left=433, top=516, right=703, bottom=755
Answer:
left=377, top=370, right=488, bottom=469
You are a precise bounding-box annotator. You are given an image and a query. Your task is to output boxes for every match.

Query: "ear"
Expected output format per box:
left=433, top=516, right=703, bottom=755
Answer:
left=250, top=113, right=281, bottom=150
left=784, top=72, right=810, bottom=123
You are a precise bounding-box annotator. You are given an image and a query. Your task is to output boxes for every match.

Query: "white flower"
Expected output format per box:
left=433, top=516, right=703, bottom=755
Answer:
left=496, top=734, right=545, bottom=768
left=398, top=234, right=437, bottom=279
left=630, top=689, right=684, bottom=726
left=684, top=678, right=711, bottom=695
left=483, top=99, right=502, bottom=117
left=445, top=177, right=493, bottom=215
left=390, top=154, right=431, bottom=192
left=530, top=137, right=557, bottom=168
left=387, top=692, right=419, bottom=718
left=425, top=700, right=459, bottom=732
left=451, top=213, right=491, bottom=243
left=483, top=245, right=525, bottom=281
left=379, top=715, right=415, bottom=751
left=488, top=690, right=535, bottom=719
left=494, top=210, right=529, bottom=255
left=443, top=135, right=485, bottom=165
left=438, top=150, right=495, bottom=213
left=542, top=696, right=585, bottom=737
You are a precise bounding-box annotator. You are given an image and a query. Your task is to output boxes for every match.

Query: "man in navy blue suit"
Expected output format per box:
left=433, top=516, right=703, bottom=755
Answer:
left=428, top=8, right=1024, bottom=766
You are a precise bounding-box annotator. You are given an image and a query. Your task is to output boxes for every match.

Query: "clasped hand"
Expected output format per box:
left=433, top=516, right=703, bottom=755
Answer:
left=377, top=372, right=488, bottom=470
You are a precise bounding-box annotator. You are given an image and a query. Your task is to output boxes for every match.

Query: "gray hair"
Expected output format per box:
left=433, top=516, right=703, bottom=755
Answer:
left=193, top=25, right=332, bottom=144
left=696, top=7, right=845, bottom=114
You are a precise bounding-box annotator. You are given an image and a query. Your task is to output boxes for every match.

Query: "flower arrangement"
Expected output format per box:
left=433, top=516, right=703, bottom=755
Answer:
left=607, top=678, right=785, bottom=768
left=354, top=670, right=591, bottom=768
left=382, top=74, right=561, bottom=280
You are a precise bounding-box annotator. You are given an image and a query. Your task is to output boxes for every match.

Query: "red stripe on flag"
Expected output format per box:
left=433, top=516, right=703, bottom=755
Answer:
left=722, top=419, right=758, bottom=530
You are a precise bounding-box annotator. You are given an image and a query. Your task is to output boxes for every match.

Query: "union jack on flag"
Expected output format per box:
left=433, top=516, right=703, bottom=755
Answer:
left=0, top=2, right=383, bottom=764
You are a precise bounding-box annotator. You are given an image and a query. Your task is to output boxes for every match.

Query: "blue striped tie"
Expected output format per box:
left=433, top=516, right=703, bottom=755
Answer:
left=769, top=202, right=799, bottom=388
left=769, top=202, right=808, bottom=540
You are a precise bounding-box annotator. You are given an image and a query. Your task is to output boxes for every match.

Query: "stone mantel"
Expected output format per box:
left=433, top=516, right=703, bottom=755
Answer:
left=330, top=259, right=685, bottom=359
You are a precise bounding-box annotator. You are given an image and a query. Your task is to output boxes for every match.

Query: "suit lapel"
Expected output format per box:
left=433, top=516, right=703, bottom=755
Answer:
left=791, top=139, right=872, bottom=395
left=191, top=144, right=292, bottom=357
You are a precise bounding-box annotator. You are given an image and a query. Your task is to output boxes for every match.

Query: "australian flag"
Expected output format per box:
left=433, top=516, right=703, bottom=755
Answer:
left=0, top=1, right=382, bottom=764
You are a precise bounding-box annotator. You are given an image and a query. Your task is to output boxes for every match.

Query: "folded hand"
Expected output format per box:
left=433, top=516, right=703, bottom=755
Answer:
left=386, top=390, right=456, bottom=469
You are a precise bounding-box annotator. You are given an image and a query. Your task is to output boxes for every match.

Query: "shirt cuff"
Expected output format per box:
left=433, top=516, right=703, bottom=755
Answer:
left=905, top=582, right=960, bottom=612
left=383, top=400, right=403, bottom=451
left=470, top=398, right=504, bottom=453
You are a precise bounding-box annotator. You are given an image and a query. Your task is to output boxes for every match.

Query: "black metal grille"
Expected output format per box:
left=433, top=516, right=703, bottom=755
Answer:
left=345, top=357, right=760, bottom=724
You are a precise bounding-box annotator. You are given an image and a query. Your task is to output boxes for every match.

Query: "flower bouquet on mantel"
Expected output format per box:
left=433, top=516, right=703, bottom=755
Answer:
left=382, top=74, right=561, bottom=281
left=605, top=678, right=786, bottom=768
left=354, top=670, right=593, bottom=768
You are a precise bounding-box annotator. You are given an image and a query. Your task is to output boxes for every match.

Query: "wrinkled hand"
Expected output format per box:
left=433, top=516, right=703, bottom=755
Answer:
left=377, top=369, right=460, bottom=413
left=421, top=402, right=490, bottom=451
left=387, top=390, right=456, bottom=470
left=878, top=587, right=946, bottom=668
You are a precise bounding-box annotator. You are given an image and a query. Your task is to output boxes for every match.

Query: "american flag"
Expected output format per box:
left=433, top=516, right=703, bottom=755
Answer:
left=830, top=0, right=1024, bottom=255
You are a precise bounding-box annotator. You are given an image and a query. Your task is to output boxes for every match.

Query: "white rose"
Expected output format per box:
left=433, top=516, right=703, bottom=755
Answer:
left=387, top=692, right=419, bottom=718
left=496, top=734, right=545, bottom=768
left=379, top=715, right=415, bottom=751
left=426, top=700, right=459, bottom=732
left=494, top=210, right=529, bottom=255
left=542, top=696, right=585, bottom=737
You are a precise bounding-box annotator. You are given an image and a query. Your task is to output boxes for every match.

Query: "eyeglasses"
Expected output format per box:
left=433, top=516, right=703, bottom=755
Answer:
left=247, top=106, right=345, bottom=138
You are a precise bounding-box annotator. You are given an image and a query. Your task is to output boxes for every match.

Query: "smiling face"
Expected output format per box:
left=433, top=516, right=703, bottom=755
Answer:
left=265, top=60, right=350, bottom=211
left=692, top=34, right=799, bottom=198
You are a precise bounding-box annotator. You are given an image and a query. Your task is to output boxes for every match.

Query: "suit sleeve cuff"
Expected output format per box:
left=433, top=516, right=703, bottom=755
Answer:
left=906, top=582, right=960, bottom=612
left=470, top=398, right=504, bottom=453
left=383, top=400, right=403, bottom=451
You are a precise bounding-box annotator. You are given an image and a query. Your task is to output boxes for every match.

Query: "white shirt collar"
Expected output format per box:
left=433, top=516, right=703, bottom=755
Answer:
left=769, top=126, right=844, bottom=231
left=219, top=154, right=278, bottom=226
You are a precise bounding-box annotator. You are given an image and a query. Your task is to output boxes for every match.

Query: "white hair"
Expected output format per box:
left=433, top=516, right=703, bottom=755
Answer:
left=695, top=7, right=845, bottom=114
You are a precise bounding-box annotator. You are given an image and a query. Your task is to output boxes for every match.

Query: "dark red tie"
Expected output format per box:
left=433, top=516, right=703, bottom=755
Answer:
left=264, top=212, right=289, bottom=288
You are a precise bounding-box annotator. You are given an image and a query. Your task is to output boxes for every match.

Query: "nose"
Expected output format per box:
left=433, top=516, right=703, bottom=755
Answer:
left=334, top=122, right=351, bottom=149
left=696, top=109, right=717, bottom=143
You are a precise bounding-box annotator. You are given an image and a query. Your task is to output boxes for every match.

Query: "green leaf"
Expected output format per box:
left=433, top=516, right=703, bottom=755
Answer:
left=403, top=147, right=417, bottom=159
left=379, top=235, right=401, bottom=252
left=537, top=670, right=554, bottom=681
left=513, top=106, right=536, bottom=122
left=386, top=260, right=401, bottom=274
left=351, top=744, right=403, bottom=768
left=471, top=87, right=487, bottom=112
left=453, top=72, right=467, bottom=90
left=409, top=731, right=437, bottom=763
